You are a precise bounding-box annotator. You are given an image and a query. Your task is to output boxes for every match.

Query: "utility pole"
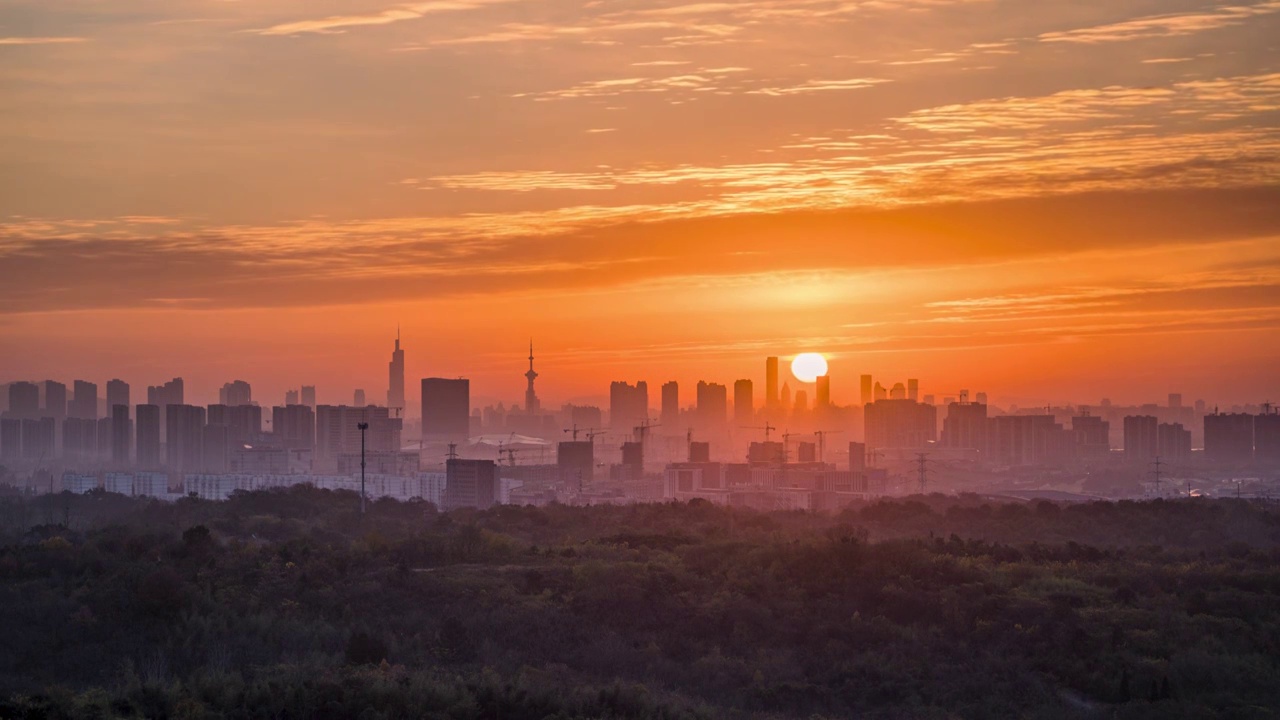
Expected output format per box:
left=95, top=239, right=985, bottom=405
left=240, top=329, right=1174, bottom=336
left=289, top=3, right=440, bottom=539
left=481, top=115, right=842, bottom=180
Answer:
left=916, top=453, right=929, bottom=495
left=357, top=422, right=369, bottom=515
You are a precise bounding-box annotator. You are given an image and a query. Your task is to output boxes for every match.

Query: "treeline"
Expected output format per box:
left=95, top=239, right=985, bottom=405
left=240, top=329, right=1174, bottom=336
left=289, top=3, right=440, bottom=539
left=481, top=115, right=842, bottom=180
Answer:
left=2, top=488, right=1280, bottom=718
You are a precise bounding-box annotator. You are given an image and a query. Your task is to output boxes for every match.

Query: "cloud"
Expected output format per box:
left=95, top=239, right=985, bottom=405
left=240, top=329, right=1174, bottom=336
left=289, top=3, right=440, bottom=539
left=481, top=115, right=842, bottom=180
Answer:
left=1040, top=0, right=1280, bottom=44
left=253, top=0, right=513, bottom=36
left=0, top=37, right=88, bottom=46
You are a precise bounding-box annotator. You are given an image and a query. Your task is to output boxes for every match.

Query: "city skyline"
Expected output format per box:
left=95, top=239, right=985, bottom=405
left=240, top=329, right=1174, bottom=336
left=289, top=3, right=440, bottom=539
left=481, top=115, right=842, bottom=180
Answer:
left=1, top=1, right=1277, bottom=407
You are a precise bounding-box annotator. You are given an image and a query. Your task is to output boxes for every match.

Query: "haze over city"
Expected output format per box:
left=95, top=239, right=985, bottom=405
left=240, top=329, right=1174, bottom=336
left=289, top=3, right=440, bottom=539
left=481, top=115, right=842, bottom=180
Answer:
left=3, top=2, right=1280, bottom=717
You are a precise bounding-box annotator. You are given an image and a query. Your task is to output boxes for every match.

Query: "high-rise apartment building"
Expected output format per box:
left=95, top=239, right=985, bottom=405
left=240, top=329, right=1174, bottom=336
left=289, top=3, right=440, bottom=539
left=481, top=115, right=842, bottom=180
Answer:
left=301, top=386, right=316, bottom=409
left=354, top=389, right=366, bottom=407
left=136, top=404, right=161, bottom=468
left=815, top=375, right=831, bottom=409
left=106, top=379, right=130, bottom=414
left=444, top=458, right=497, bottom=510
left=43, top=380, right=67, bottom=420
left=907, top=379, right=919, bottom=403
left=1204, top=413, right=1254, bottom=464
left=765, top=357, right=779, bottom=411
left=860, top=375, right=873, bottom=406
left=165, top=404, right=206, bottom=472
left=942, top=400, right=988, bottom=451
left=71, top=380, right=97, bottom=420
left=733, top=379, right=753, bottom=423
left=6, top=382, right=39, bottom=419
left=1123, top=416, right=1159, bottom=463
left=111, top=404, right=131, bottom=464
left=864, top=399, right=937, bottom=450
left=660, top=381, right=679, bottom=427
left=273, top=404, right=316, bottom=450
left=609, top=381, right=649, bottom=433
left=1157, top=423, right=1192, bottom=462
left=696, top=381, right=728, bottom=428
left=219, top=380, right=252, bottom=407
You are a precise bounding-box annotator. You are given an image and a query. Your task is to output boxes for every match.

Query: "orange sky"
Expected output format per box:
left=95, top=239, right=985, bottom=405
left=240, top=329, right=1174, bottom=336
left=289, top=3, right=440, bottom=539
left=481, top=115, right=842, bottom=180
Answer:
left=1, top=0, right=1278, bottom=410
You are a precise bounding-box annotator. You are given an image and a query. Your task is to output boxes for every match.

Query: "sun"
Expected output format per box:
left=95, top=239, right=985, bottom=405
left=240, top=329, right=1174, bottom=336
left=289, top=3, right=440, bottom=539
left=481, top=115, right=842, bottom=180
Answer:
left=791, top=353, right=828, bottom=383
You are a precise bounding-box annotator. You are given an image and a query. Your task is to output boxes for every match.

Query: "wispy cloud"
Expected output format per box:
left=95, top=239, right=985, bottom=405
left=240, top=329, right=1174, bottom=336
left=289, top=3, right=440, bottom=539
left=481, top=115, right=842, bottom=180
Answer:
left=253, top=0, right=513, bottom=36
left=1040, top=0, right=1280, bottom=44
left=0, top=37, right=88, bottom=46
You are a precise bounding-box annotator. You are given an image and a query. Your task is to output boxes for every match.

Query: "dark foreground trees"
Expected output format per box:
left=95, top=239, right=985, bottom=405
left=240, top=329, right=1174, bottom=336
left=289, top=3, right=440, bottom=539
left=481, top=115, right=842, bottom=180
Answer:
left=1, top=488, right=1279, bottom=719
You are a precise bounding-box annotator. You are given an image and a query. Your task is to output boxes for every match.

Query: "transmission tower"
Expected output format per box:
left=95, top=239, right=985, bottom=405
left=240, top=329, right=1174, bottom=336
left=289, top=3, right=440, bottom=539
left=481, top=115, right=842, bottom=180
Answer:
left=915, top=453, right=929, bottom=494
left=1149, top=456, right=1165, bottom=497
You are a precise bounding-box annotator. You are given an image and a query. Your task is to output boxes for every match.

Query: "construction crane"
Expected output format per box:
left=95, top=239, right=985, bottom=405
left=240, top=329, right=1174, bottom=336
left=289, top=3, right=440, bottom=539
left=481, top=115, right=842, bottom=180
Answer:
left=813, top=430, right=844, bottom=464
left=633, top=420, right=660, bottom=444
left=563, top=424, right=584, bottom=441
left=740, top=423, right=777, bottom=441
left=586, top=429, right=608, bottom=443
left=497, top=442, right=520, bottom=467
left=782, top=431, right=803, bottom=463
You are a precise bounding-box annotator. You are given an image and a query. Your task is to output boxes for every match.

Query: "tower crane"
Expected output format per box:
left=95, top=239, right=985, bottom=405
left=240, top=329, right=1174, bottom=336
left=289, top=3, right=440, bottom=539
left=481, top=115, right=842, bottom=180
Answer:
left=813, top=429, right=844, bottom=464
left=782, top=431, right=803, bottom=463
left=740, top=423, right=777, bottom=441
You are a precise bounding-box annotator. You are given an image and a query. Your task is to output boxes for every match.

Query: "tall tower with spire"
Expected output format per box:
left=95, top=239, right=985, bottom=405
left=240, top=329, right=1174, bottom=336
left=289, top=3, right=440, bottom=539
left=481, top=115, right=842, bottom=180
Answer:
left=524, top=340, right=540, bottom=414
left=387, top=326, right=405, bottom=416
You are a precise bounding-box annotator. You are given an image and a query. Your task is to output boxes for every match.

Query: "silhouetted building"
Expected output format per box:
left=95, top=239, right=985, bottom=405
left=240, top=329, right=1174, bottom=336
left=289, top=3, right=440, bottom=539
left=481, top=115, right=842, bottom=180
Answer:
left=353, top=389, right=366, bottom=407
left=61, top=417, right=97, bottom=459
left=136, top=404, right=161, bottom=468
left=942, top=401, right=988, bottom=452
left=557, top=440, right=594, bottom=486
left=907, top=379, right=919, bottom=403
left=202, top=423, right=229, bottom=473
left=987, top=415, right=1069, bottom=466
left=422, top=378, right=470, bottom=439
left=689, top=441, right=711, bottom=463
left=1204, top=413, right=1254, bottom=465
left=272, top=405, right=315, bottom=450
left=1169, top=393, right=1182, bottom=409
left=610, top=381, right=649, bottom=432
left=1124, top=416, right=1158, bottom=463
left=697, top=381, right=728, bottom=428
left=316, top=405, right=401, bottom=465
left=0, top=419, right=20, bottom=461
left=21, top=417, right=55, bottom=461
left=111, top=404, right=130, bottom=464
left=620, top=441, right=645, bottom=480
left=568, top=405, right=603, bottom=431
left=734, top=379, right=753, bottom=422
left=7, top=382, right=39, bottom=419
left=208, top=403, right=263, bottom=448
left=96, top=417, right=111, bottom=458
left=106, top=379, right=129, bottom=414
left=1157, top=423, right=1192, bottom=462
left=860, top=375, right=872, bottom=406
left=889, top=383, right=906, bottom=400
left=44, top=380, right=67, bottom=420
left=146, top=378, right=184, bottom=408
left=849, top=441, right=866, bottom=471
left=748, top=441, right=784, bottom=466
left=301, top=386, right=316, bottom=409
left=445, top=458, right=497, bottom=510
left=873, top=382, right=887, bottom=401
left=815, top=375, right=831, bottom=410
left=285, top=389, right=300, bottom=406
left=387, top=329, right=405, bottom=413
left=1071, top=414, right=1110, bottom=460
left=797, top=442, right=817, bottom=463
left=766, top=357, right=780, bottom=411
left=71, top=380, right=97, bottom=420
left=865, top=399, right=937, bottom=450
left=165, top=404, right=206, bottom=472
left=219, top=380, right=252, bottom=407
left=524, top=341, right=541, bottom=414
left=661, top=381, right=679, bottom=427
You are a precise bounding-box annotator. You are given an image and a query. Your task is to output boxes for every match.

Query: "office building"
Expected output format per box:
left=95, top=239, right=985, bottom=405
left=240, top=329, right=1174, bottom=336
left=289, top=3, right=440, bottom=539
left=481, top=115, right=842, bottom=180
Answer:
left=7, top=382, right=39, bottom=419
left=609, top=381, right=649, bottom=432
left=865, top=399, right=937, bottom=450
left=301, top=386, right=316, bottom=409
left=444, top=458, right=497, bottom=510
left=354, top=389, right=366, bottom=407
left=44, top=380, right=67, bottom=420
left=165, top=404, right=206, bottom=472
left=889, top=383, right=906, bottom=400
left=219, top=380, right=252, bottom=407
left=907, top=379, right=919, bottom=403
left=874, top=382, right=887, bottom=401
left=860, top=375, right=873, bottom=406
left=734, top=379, right=753, bottom=422
left=71, top=380, right=98, bottom=420
left=106, top=379, right=130, bottom=414
left=661, top=381, right=680, bottom=427
left=422, top=378, right=470, bottom=439
left=136, top=404, right=161, bottom=468
left=285, top=389, right=300, bottom=406
left=1204, top=413, right=1254, bottom=465
left=387, top=329, right=406, bottom=413
left=1123, top=416, right=1159, bottom=463
left=766, top=357, right=780, bottom=411
left=1169, top=394, right=1182, bottom=410
left=111, top=404, right=131, bottom=464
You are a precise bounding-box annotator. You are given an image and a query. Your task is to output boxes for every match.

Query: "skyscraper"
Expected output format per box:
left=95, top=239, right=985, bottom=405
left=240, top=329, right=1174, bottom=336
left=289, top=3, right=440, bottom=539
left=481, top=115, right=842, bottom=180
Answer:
left=285, top=389, right=300, bottom=406
left=860, top=375, right=873, bottom=406
left=272, top=404, right=315, bottom=450
left=815, top=375, right=831, bottom=409
left=43, top=380, right=67, bottom=420
left=136, top=404, right=161, bottom=468
left=354, top=389, right=366, bottom=406
left=524, top=340, right=540, bottom=414
left=609, top=381, right=649, bottom=432
left=765, top=357, right=779, bottom=411
left=106, top=379, right=130, bottom=414
left=165, top=404, right=206, bottom=472
left=734, top=379, right=753, bottom=422
left=660, top=381, right=679, bottom=427
left=147, top=377, right=184, bottom=408
left=71, top=380, right=97, bottom=420
left=422, top=378, right=470, bottom=439
left=387, top=328, right=405, bottom=414
left=111, top=403, right=131, bottom=464
left=696, top=381, right=728, bottom=428
left=7, top=382, right=39, bottom=419
left=301, top=386, right=316, bottom=409
left=907, top=379, right=919, bottom=403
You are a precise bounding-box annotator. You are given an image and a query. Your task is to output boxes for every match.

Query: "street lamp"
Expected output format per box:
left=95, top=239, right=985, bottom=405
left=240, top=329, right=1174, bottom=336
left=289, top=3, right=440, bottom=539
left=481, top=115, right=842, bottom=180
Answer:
left=357, top=422, right=369, bottom=515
